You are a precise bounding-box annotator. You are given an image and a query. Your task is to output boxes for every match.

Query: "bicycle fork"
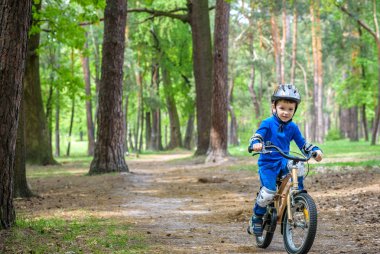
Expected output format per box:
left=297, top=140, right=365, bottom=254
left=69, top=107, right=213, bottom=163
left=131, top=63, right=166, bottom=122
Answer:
left=286, top=167, right=299, bottom=223
left=275, top=166, right=300, bottom=225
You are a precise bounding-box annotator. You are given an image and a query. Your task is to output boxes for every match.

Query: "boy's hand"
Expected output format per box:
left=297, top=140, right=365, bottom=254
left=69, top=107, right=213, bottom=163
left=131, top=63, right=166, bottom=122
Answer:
left=253, top=143, right=263, bottom=152
left=314, top=150, right=323, bottom=162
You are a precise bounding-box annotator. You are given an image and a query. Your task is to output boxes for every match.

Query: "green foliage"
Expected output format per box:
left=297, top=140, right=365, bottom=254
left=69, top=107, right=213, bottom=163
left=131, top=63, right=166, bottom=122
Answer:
left=3, top=217, right=147, bottom=253
left=325, top=128, right=343, bottom=141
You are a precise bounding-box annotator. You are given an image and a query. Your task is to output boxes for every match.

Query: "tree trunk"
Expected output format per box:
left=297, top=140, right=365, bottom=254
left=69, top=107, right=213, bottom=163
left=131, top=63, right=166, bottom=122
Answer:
left=0, top=0, right=32, bottom=229
left=134, top=56, right=143, bottom=152
left=55, top=87, right=60, bottom=156
left=90, top=25, right=101, bottom=136
left=188, top=0, right=213, bottom=156
left=184, top=113, right=195, bottom=150
left=247, top=6, right=261, bottom=119
left=138, top=105, right=144, bottom=152
left=81, top=36, right=95, bottom=156
left=124, top=75, right=130, bottom=153
left=362, top=105, right=369, bottom=141
left=13, top=100, right=33, bottom=198
left=149, top=64, right=162, bottom=151
left=310, top=0, right=324, bottom=143
left=162, top=68, right=182, bottom=149
left=23, top=1, right=57, bottom=165
left=371, top=43, right=380, bottom=145
left=290, top=4, right=298, bottom=84
left=349, top=107, right=359, bottom=141
left=148, top=32, right=162, bottom=151
left=228, top=78, right=239, bottom=146
left=89, top=0, right=128, bottom=174
left=340, top=107, right=350, bottom=138
left=145, top=112, right=152, bottom=150
left=270, top=12, right=282, bottom=85
left=280, top=0, right=287, bottom=84
left=66, top=99, right=75, bottom=157
left=206, top=0, right=230, bottom=163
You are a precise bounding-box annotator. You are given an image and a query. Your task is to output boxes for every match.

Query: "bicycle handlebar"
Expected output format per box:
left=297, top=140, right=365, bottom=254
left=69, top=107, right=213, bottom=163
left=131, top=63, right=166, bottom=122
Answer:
left=249, top=143, right=317, bottom=162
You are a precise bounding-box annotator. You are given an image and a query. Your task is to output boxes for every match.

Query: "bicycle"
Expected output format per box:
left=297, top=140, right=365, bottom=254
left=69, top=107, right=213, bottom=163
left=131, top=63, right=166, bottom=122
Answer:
left=248, top=143, right=318, bottom=254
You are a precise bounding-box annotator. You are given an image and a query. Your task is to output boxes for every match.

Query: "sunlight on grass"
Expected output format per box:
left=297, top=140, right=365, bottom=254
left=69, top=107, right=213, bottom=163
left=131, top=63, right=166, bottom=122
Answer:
left=229, top=139, right=380, bottom=162
left=3, top=217, right=147, bottom=254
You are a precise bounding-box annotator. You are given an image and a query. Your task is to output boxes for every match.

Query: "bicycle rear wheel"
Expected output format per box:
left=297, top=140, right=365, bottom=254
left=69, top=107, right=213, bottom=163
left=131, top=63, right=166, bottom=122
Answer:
left=282, top=193, right=317, bottom=254
left=256, top=207, right=277, bottom=248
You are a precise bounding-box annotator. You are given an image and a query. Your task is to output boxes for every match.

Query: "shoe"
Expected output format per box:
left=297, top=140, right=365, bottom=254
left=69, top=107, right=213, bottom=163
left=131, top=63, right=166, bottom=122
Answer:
left=247, top=215, right=263, bottom=236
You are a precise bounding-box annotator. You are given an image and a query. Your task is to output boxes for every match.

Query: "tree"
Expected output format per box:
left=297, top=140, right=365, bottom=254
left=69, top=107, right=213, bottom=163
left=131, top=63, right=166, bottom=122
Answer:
left=162, top=68, right=182, bottom=149
left=188, top=0, right=213, bottom=155
left=13, top=101, right=33, bottom=198
left=128, top=1, right=213, bottom=155
left=24, top=0, right=57, bottom=165
left=339, top=3, right=380, bottom=145
left=310, top=0, right=324, bottom=143
left=89, top=0, right=129, bottom=174
left=81, top=35, right=95, bottom=156
left=206, top=0, right=230, bottom=163
left=0, top=0, right=32, bottom=229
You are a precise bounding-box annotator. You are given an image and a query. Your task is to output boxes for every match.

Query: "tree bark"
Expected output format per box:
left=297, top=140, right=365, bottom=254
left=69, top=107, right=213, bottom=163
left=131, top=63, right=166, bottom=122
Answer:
left=162, top=68, right=182, bottom=149
left=0, top=0, right=32, bottom=229
left=270, top=12, right=282, bottom=85
left=280, top=0, right=287, bottom=84
left=23, top=1, right=57, bottom=165
left=66, top=99, right=75, bottom=157
left=247, top=4, right=261, bottom=119
left=206, top=0, right=230, bottom=163
left=227, top=77, right=239, bottom=146
left=13, top=99, right=33, bottom=198
left=145, top=112, right=152, bottom=150
left=184, top=113, right=195, bottom=150
left=81, top=36, right=95, bottom=156
left=55, top=87, right=60, bottom=156
left=310, top=0, right=324, bottom=143
left=188, top=0, right=213, bottom=156
left=290, top=4, right=298, bottom=84
left=89, top=0, right=128, bottom=174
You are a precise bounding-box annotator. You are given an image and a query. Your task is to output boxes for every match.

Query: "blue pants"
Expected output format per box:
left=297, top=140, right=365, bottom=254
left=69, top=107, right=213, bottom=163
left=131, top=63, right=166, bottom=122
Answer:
left=253, top=158, right=304, bottom=216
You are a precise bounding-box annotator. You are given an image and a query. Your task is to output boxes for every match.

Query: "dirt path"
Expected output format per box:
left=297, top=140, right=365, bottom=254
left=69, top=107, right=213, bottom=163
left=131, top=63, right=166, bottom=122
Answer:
left=114, top=155, right=380, bottom=254
left=12, top=154, right=380, bottom=253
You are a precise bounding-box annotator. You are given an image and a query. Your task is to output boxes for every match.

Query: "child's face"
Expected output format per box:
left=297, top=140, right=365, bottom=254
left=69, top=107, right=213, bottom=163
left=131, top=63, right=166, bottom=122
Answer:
left=273, top=100, right=296, bottom=122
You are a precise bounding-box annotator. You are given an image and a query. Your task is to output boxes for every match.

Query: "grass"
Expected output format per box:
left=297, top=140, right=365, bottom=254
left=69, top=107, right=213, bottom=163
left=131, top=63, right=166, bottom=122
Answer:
left=229, top=139, right=380, bottom=160
left=2, top=217, right=147, bottom=254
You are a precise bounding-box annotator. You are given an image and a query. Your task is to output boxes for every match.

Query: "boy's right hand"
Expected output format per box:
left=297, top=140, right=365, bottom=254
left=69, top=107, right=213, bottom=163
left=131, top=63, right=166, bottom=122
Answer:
left=252, top=143, right=263, bottom=152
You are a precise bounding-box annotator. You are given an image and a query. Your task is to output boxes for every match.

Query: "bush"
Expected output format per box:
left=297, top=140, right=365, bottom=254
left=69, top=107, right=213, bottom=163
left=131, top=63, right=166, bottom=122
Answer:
left=325, top=128, right=343, bottom=141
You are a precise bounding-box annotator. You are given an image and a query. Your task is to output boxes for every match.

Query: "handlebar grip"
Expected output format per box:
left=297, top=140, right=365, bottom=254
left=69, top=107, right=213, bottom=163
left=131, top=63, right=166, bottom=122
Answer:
left=312, top=151, right=317, bottom=158
left=248, top=146, right=253, bottom=153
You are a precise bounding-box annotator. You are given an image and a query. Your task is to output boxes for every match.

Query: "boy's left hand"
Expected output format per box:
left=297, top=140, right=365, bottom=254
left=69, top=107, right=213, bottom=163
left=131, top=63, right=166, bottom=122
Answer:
left=314, top=150, right=323, bottom=162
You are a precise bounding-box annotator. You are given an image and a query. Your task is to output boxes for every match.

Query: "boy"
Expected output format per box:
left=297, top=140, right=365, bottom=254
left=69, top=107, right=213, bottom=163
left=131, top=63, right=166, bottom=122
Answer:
left=247, top=84, right=323, bottom=236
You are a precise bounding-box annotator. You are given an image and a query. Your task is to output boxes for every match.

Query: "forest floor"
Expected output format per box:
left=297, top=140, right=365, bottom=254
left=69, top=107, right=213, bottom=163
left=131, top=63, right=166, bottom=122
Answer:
left=3, top=152, right=380, bottom=253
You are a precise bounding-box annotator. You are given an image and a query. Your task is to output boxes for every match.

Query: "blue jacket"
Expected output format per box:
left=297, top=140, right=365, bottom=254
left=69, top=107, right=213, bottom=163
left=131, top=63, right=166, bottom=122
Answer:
left=250, top=115, right=319, bottom=167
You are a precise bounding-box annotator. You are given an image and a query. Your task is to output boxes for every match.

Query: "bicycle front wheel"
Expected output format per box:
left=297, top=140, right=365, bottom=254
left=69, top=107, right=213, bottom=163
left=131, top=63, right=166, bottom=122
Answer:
left=282, top=192, right=317, bottom=254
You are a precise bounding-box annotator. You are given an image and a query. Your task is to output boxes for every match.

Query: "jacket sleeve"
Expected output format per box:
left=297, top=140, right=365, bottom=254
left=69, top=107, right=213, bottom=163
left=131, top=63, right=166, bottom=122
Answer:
left=249, top=120, right=269, bottom=147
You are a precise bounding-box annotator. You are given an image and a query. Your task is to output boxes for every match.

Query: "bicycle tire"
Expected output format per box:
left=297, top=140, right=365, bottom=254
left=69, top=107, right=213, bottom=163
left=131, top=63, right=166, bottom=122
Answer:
left=282, top=193, right=317, bottom=254
left=256, top=207, right=277, bottom=248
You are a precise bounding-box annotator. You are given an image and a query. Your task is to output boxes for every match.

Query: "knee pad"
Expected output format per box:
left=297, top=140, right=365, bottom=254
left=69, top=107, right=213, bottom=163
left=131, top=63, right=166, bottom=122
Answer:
left=256, top=187, right=276, bottom=208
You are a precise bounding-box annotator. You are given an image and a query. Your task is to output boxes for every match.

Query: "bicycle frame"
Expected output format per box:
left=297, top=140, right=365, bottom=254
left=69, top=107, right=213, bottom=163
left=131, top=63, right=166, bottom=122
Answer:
left=274, top=165, right=299, bottom=224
